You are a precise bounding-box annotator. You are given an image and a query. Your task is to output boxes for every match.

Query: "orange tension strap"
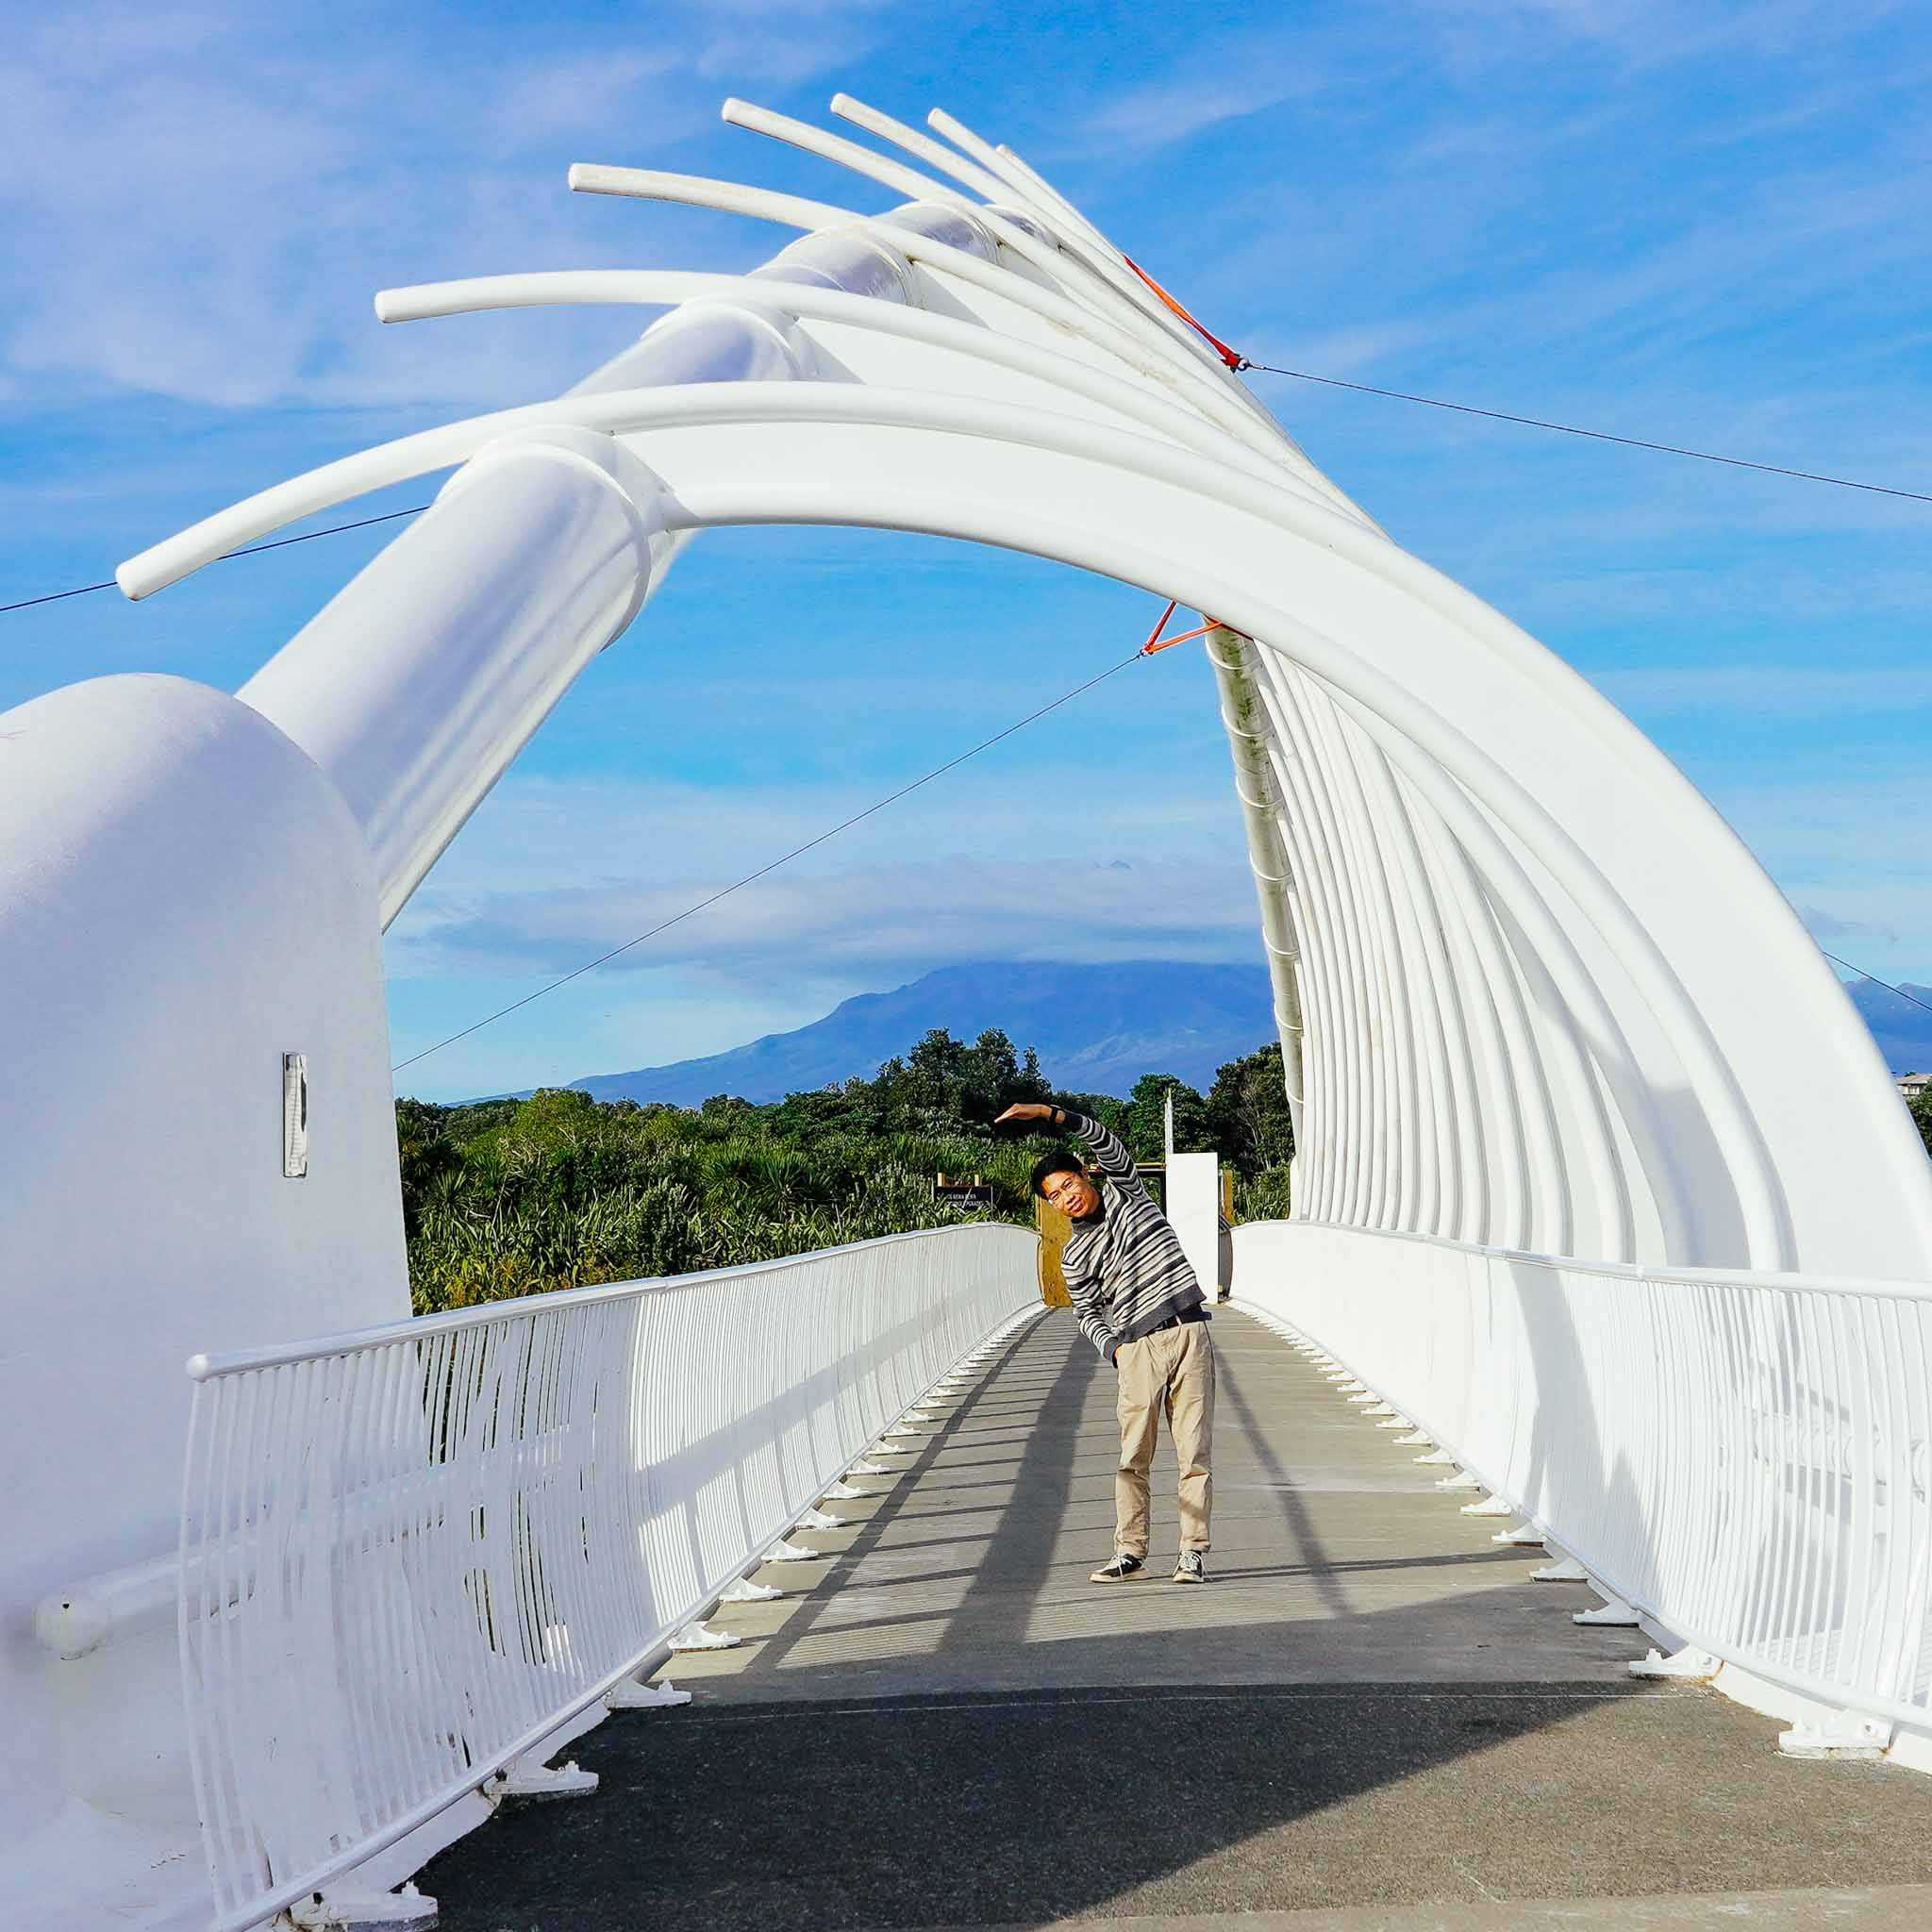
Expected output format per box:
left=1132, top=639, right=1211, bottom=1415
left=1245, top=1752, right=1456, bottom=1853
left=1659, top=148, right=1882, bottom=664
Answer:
left=1121, top=256, right=1248, bottom=372
left=1141, top=602, right=1228, bottom=656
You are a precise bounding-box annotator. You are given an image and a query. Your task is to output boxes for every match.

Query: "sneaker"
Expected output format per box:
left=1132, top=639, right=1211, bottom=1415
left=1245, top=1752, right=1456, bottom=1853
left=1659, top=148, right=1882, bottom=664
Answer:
left=1172, top=1551, right=1207, bottom=1585
left=1090, top=1552, right=1146, bottom=1583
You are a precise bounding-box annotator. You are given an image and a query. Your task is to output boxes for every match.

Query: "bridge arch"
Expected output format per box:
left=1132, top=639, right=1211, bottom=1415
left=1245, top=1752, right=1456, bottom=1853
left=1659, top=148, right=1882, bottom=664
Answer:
left=124, top=376, right=1932, bottom=1276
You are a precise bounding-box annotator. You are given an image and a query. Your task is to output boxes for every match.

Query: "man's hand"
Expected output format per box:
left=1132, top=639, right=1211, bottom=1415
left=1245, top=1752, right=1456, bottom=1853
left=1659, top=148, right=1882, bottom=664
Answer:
left=994, top=1102, right=1058, bottom=1128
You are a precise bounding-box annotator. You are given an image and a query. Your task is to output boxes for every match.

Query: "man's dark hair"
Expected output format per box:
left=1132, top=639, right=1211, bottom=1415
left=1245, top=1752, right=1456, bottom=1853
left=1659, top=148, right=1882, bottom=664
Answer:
left=1030, top=1147, right=1087, bottom=1199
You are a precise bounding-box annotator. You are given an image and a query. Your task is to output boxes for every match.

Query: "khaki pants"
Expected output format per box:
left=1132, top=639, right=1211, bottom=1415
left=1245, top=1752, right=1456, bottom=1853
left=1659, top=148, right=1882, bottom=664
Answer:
left=1114, top=1320, right=1215, bottom=1556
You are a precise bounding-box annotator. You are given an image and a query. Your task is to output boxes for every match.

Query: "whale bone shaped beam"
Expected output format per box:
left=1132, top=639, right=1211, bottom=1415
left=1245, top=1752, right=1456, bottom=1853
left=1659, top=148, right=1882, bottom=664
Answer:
left=828, top=92, right=1012, bottom=204
left=835, top=91, right=1221, bottom=378
left=372, top=272, right=1303, bottom=499
left=564, top=160, right=1374, bottom=520
left=718, top=97, right=1281, bottom=458
left=923, top=104, right=1244, bottom=379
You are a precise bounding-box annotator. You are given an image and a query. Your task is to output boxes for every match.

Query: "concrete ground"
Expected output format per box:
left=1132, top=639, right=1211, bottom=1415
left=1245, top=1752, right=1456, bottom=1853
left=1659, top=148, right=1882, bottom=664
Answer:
left=418, top=1307, right=1932, bottom=1930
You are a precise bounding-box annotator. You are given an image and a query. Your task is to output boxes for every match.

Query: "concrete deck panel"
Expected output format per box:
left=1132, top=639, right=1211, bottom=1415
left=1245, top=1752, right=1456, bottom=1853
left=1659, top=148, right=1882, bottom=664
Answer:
left=419, top=1307, right=1932, bottom=1929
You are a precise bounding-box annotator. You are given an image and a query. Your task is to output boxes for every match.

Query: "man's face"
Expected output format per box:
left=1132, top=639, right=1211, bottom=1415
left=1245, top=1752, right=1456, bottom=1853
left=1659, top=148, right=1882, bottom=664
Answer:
left=1041, top=1166, right=1102, bottom=1221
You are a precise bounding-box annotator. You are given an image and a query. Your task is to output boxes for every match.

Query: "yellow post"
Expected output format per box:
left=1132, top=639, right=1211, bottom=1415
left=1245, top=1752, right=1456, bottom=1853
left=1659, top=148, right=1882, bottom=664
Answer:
left=1035, top=1195, right=1072, bottom=1307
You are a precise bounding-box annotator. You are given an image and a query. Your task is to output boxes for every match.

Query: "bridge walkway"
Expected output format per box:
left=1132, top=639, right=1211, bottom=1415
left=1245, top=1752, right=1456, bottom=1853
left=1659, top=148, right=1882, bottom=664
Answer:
left=421, top=1307, right=1932, bottom=1930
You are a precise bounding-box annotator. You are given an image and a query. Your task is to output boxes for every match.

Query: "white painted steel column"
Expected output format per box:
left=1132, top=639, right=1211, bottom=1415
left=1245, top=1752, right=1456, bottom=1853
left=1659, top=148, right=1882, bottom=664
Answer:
left=240, top=428, right=672, bottom=925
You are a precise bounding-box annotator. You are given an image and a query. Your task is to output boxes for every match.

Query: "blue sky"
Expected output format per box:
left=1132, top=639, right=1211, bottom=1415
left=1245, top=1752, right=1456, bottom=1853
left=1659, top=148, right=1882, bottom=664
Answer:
left=4, top=0, right=1927, bottom=1101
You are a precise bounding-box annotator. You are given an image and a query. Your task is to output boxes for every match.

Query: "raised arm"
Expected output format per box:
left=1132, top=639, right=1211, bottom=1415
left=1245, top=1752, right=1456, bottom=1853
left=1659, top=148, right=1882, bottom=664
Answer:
left=994, top=1101, right=1137, bottom=1181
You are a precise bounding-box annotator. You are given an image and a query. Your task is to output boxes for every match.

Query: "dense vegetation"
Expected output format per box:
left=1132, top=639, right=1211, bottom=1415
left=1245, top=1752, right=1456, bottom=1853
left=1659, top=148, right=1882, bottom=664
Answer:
left=397, top=1028, right=1297, bottom=1313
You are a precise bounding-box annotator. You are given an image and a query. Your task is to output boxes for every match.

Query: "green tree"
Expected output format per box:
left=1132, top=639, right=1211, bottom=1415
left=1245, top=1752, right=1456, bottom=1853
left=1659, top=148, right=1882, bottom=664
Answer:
left=1911, top=1085, right=1932, bottom=1161
left=1122, top=1073, right=1210, bottom=1162
left=1205, top=1041, right=1296, bottom=1178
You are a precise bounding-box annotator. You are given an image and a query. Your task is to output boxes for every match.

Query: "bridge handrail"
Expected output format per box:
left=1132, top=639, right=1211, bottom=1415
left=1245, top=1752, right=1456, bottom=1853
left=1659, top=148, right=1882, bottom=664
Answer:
left=1236, top=1219, right=1932, bottom=1736
left=177, top=1222, right=1040, bottom=1932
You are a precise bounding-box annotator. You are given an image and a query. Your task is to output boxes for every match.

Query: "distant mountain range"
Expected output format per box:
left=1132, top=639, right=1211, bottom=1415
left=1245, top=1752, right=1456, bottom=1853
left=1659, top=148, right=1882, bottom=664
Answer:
left=541, top=958, right=1932, bottom=1109
left=1848, top=977, right=1932, bottom=1076
left=569, top=961, right=1278, bottom=1106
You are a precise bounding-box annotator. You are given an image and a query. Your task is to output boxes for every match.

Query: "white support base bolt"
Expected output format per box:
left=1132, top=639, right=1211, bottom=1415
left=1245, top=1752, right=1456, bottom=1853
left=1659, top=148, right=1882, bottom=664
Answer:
left=765, top=1540, right=822, bottom=1562
left=1574, top=1594, right=1640, bottom=1626
left=1459, top=1493, right=1515, bottom=1517
left=670, top=1621, right=740, bottom=1653
left=287, top=1884, right=438, bottom=1929
left=797, top=1507, right=847, bottom=1531
left=1436, top=1472, right=1483, bottom=1491
left=1492, top=1522, right=1545, bottom=1546
left=1416, top=1448, right=1457, bottom=1465
left=721, top=1575, right=784, bottom=1603
left=1628, top=1646, right=1719, bottom=1682
left=607, top=1677, right=692, bottom=1710
left=497, top=1757, right=598, bottom=1800
left=1530, top=1556, right=1590, bottom=1582
left=1778, top=1714, right=1894, bottom=1759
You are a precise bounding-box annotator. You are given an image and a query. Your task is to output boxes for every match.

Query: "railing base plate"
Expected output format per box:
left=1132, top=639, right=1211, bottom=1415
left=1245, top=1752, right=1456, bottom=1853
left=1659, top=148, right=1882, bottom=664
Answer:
left=1779, top=1714, right=1894, bottom=1760
left=721, top=1575, right=785, bottom=1603
left=1629, top=1645, right=1719, bottom=1682
left=607, top=1677, right=692, bottom=1710
left=497, top=1757, right=598, bottom=1800
left=286, top=1881, right=437, bottom=1927
left=1529, top=1556, right=1589, bottom=1582
left=1574, top=1594, right=1641, bottom=1626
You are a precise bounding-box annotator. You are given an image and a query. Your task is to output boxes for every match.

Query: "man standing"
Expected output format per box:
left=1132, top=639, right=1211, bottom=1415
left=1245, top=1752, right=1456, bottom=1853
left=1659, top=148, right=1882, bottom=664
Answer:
left=995, top=1101, right=1214, bottom=1584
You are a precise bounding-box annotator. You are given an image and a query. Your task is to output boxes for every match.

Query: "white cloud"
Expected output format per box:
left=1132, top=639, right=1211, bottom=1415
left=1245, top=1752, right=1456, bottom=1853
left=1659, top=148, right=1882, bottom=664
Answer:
left=385, top=763, right=1257, bottom=989
left=398, top=850, right=1254, bottom=982
left=0, top=2, right=888, bottom=408
left=1079, top=71, right=1316, bottom=152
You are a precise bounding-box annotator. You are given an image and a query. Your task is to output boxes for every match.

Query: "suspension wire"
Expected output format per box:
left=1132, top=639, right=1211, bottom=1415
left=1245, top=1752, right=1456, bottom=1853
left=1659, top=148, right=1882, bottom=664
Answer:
left=1824, top=952, right=1932, bottom=1019
left=1240, top=363, right=1932, bottom=506
left=391, top=642, right=1156, bottom=1074
left=0, top=503, right=432, bottom=617
left=6, top=363, right=1925, bottom=621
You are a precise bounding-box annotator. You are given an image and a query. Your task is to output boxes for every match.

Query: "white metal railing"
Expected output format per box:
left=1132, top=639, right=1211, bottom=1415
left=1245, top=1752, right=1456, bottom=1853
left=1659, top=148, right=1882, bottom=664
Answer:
left=1236, top=1219, right=1932, bottom=1731
left=178, top=1223, right=1039, bottom=1931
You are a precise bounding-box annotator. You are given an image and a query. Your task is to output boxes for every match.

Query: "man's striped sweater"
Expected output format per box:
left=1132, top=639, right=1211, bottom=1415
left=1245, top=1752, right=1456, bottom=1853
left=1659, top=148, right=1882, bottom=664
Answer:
left=1057, top=1110, right=1208, bottom=1363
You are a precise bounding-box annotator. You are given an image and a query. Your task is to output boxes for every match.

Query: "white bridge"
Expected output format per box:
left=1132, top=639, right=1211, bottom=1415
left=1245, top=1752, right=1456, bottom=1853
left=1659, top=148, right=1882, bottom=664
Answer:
left=4, top=92, right=1930, bottom=1931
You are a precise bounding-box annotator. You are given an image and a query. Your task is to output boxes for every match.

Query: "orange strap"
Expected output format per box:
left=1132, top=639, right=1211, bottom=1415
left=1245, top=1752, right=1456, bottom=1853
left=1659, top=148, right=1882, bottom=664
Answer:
left=1122, top=255, right=1247, bottom=371
left=1141, top=603, right=1229, bottom=656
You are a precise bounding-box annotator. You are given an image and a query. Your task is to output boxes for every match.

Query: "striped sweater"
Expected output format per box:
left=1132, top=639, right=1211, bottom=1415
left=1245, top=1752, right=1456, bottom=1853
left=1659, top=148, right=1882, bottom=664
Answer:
left=1058, top=1111, right=1208, bottom=1362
